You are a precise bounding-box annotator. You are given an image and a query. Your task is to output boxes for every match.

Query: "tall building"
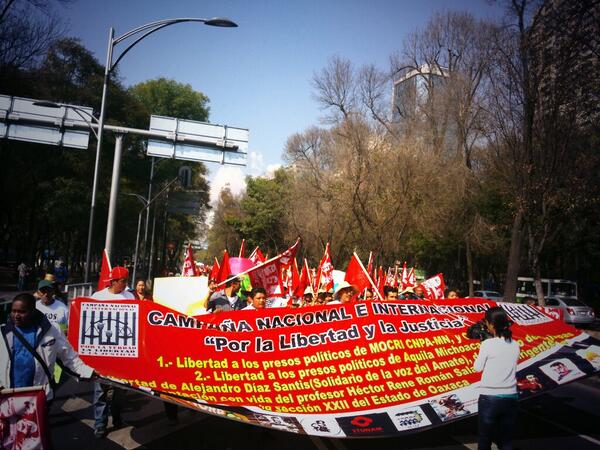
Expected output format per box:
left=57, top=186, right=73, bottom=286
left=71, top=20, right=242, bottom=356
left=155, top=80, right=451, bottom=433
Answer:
left=391, top=64, right=448, bottom=123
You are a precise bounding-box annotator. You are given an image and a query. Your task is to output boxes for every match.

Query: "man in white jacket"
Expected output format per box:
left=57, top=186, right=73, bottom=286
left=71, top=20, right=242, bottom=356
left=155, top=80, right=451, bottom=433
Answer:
left=0, top=293, right=94, bottom=401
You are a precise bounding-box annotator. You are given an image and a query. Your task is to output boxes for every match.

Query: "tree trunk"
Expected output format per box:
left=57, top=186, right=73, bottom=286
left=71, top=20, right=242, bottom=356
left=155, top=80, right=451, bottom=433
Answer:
left=534, top=264, right=546, bottom=306
left=466, top=239, right=474, bottom=297
left=503, top=209, right=523, bottom=302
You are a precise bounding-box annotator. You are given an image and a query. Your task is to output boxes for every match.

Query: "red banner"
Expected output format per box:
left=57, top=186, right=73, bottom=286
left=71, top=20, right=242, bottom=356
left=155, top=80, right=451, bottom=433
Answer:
left=0, top=387, right=51, bottom=449
left=68, top=299, right=600, bottom=437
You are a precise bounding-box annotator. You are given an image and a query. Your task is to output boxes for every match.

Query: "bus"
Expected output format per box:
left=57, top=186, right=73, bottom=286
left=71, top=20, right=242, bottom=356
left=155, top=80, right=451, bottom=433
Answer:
left=516, top=277, right=577, bottom=302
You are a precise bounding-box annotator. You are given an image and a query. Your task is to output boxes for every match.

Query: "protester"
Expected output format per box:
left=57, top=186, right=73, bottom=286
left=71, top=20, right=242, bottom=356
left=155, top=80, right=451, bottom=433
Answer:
left=54, top=261, right=68, bottom=292
left=447, top=290, right=459, bottom=299
left=302, top=287, right=314, bottom=306
left=414, top=285, right=426, bottom=299
left=207, top=277, right=244, bottom=312
left=132, top=278, right=153, bottom=301
left=384, top=286, right=399, bottom=301
left=401, top=286, right=418, bottom=300
left=17, top=262, right=29, bottom=291
left=243, top=287, right=267, bottom=310
left=524, top=296, right=537, bottom=306
left=329, top=281, right=356, bottom=305
left=0, top=293, right=94, bottom=401
left=90, top=266, right=134, bottom=438
left=362, top=288, right=374, bottom=301
left=473, top=306, right=520, bottom=450
left=35, top=280, right=68, bottom=334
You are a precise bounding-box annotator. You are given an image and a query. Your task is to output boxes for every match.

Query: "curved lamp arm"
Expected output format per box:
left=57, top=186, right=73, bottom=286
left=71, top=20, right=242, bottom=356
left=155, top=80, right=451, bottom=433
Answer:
left=109, top=17, right=237, bottom=73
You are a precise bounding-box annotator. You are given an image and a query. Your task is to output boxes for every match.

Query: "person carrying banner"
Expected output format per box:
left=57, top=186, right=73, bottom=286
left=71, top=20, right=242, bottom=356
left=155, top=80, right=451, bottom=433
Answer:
left=132, top=278, right=153, bottom=301
left=207, top=276, right=244, bottom=312
left=242, top=287, right=267, bottom=310
left=473, top=306, right=520, bottom=450
left=0, top=293, right=95, bottom=400
left=90, top=266, right=134, bottom=438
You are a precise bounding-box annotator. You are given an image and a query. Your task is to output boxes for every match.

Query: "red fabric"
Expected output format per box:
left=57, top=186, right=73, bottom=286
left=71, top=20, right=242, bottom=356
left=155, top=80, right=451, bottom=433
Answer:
left=294, top=259, right=310, bottom=297
left=97, top=249, right=112, bottom=291
left=376, top=266, right=385, bottom=299
left=315, top=243, right=334, bottom=292
left=182, top=244, right=200, bottom=277
left=278, top=238, right=301, bottom=270
left=419, top=273, right=446, bottom=300
left=0, top=388, right=51, bottom=450
left=400, top=262, right=408, bottom=290
left=408, top=268, right=416, bottom=287
left=216, top=250, right=230, bottom=283
left=344, top=253, right=371, bottom=293
left=248, top=258, right=283, bottom=296
left=209, top=257, right=220, bottom=281
left=249, top=247, right=265, bottom=264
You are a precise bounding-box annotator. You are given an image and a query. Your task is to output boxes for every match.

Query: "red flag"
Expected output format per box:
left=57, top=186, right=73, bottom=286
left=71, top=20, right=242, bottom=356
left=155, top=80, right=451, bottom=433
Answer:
left=385, top=268, right=395, bottom=286
left=289, top=259, right=301, bottom=296
left=344, top=253, right=373, bottom=294
left=97, top=249, right=112, bottom=291
left=419, top=273, right=446, bottom=300
left=248, top=258, right=283, bottom=296
left=278, top=238, right=301, bottom=270
left=0, top=387, right=51, bottom=449
left=392, top=266, right=399, bottom=288
left=407, top=268, right=416, bottom=288
left=400, top=262, right=409, bottom=289
left=315, top=243, right=334, bottom=292
left=182, top=244, right=200, bottom=276
left=209, top=257, right=220, bottom=281
left=294, top=259, right=310, bottom=297
left=239, top=239, right=245, bottom=258
left=249, top=246, right=265, bottom=264
left=216, top=250, right=230, bottom=283
left=376, top=266, right=385, bottom=299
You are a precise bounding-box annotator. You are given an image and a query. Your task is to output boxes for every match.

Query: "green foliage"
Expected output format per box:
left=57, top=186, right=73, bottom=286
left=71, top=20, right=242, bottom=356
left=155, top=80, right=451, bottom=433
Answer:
left=130, top=77, right=209, bottom=127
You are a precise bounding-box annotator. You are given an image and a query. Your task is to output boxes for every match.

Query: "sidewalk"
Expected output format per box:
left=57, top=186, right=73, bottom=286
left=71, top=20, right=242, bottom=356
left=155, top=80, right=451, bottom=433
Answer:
left=49, top=378, right=207, bottom=449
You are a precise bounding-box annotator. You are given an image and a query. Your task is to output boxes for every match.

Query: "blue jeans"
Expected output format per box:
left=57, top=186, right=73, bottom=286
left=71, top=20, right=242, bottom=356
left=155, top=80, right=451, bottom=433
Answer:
left=93, top=382, right=123, bottom=431
left=478, top=394, right=518, bottom=450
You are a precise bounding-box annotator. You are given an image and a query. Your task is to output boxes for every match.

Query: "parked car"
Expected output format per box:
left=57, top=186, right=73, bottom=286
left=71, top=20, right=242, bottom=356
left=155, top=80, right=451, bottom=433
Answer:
left=474, top=290, right=503, bottom=301
left=545, top=297, right=595, bottom=326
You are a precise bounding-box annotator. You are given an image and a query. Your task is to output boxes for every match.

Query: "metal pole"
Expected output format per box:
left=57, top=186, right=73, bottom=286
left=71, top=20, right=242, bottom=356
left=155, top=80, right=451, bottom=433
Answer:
left=142, top=157, right=155, bottom=276
left=131, top=207, right=143, bottom=283
left=104, top=133, right=124, bottom=259
left=84, top=27, right=114, bottom=283
left=147, top=207, right=157, bottom=283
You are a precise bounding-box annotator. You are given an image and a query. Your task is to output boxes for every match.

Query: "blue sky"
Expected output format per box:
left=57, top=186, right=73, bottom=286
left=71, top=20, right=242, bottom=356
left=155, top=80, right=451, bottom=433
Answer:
left=58, top=0, right=502, bottom=199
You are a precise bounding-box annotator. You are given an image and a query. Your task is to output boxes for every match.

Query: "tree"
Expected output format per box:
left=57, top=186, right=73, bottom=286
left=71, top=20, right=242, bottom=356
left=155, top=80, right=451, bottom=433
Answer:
left=130, top=77, right=209, bottom=126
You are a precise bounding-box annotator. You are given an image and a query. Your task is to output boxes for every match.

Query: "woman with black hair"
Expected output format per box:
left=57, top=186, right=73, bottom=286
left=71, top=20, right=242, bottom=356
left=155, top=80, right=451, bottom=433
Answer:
left=473, top=306, right=520, bottom=450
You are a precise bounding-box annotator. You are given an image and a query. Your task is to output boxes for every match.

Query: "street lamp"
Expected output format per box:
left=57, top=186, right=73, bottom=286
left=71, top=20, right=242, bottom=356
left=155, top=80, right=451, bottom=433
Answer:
left=123, top=176, right=180, bottom=283
left=96, top=16, right=237, bottom=262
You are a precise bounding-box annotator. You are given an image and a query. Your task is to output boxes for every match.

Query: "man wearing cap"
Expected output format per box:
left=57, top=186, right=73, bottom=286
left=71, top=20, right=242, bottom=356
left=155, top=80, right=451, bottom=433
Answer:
left=35, top=280, right=69, bottom=334
left=207, top=277, right=244, bottom=313
left=328, top=281, right=357, bottom=305
left=89, top=266, right=133, bottom=438
left=91, top=267, right=135, bottom=301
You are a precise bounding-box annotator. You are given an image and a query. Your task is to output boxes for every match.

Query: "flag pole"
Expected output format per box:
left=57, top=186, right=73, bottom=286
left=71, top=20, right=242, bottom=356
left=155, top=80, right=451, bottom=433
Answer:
left=353, top=252, right=384, bottom=301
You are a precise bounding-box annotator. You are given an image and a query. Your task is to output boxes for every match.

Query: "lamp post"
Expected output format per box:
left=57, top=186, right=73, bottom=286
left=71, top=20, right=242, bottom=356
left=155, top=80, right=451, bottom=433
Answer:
left=123, top=176, right=180, bottom=283
left=95, top=16, right=237, bottom=262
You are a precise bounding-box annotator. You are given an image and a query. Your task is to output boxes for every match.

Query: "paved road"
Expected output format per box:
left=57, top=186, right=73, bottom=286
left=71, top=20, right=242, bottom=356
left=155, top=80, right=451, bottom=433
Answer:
left=49, top=374, right=600, bottom=450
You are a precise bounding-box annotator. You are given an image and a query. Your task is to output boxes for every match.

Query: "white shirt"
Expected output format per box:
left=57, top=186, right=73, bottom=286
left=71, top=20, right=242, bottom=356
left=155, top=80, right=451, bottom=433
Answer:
left=91, top=288, right=135, bottom=300
left=473, top=337, right=520, bottom=395
left=36, top=299, right=69, bottom=332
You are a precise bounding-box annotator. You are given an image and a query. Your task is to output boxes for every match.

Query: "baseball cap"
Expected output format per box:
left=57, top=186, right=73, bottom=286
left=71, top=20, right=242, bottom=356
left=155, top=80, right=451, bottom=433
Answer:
left=108, top=266, right=129, bottom=281
left=37, top=280, right=54, bottom=290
